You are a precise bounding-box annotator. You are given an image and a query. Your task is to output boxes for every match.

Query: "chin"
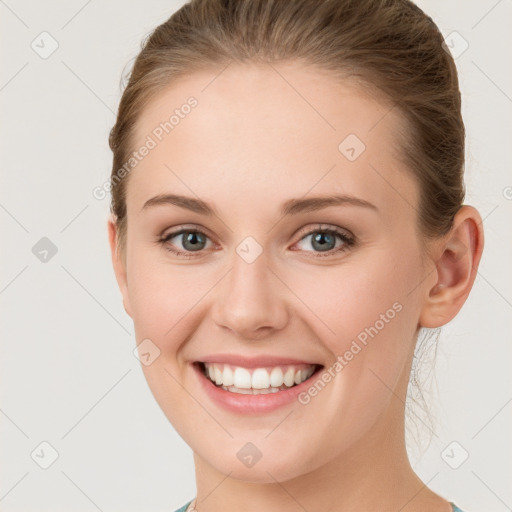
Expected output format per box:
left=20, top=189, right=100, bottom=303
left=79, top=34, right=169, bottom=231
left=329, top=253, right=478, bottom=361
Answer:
left=194, top=441, right=319, bottom=484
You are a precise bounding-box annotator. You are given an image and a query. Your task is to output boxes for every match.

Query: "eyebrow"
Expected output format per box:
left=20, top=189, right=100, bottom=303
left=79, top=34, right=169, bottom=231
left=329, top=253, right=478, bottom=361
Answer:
left=140, top=193, right=378, bottom=216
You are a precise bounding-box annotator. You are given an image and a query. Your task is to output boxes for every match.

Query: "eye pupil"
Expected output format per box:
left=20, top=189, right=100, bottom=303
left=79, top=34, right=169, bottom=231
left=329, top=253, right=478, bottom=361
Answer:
left=312, top=232, right=335, bottom=252
left=183, top=232, right=206, bottom=251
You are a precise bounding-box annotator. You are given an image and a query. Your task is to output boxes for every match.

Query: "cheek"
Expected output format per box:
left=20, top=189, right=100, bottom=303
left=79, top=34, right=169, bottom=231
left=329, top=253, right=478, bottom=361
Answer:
left=126, top=249, right=215, bottom=351
left=289, top=250, right=414, bottom=344
left=289, top=248, right=419, bottom=396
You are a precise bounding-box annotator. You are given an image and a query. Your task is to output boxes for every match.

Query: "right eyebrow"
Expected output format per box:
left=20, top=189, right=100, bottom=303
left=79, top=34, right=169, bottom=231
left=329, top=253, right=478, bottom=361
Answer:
left=141, top=194, right=217, bottom=216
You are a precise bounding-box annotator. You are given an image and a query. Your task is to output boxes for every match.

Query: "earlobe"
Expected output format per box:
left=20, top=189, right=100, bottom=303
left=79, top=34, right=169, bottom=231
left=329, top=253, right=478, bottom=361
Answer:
left=419, top=206, right=484, bottom=328
left=107, top=216, right=133, bottom=318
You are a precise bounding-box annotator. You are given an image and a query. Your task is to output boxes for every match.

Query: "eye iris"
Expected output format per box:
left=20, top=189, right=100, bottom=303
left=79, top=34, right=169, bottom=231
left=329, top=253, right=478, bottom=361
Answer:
left=312, top=232, right=335, bottom=252
left=183, top=231, right=206, bottom=251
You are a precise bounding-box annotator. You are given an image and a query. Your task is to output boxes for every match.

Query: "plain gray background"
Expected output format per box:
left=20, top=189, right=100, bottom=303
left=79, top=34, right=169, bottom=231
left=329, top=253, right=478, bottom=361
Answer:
left=1, top=1, right=511, bottom=511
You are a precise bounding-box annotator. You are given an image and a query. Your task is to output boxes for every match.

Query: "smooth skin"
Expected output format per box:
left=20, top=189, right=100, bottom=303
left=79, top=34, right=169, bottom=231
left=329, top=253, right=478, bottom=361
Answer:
left=108, top=61, right=484, bottom=512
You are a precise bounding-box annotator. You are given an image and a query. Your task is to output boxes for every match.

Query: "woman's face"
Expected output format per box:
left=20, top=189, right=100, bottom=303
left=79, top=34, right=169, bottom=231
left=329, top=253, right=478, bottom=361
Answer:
left=110, top=62, right=435, bottom=482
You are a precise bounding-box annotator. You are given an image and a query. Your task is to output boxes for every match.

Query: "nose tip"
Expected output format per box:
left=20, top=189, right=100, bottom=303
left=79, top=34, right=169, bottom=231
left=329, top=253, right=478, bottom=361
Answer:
left=211, top=257, right=289, bottom=340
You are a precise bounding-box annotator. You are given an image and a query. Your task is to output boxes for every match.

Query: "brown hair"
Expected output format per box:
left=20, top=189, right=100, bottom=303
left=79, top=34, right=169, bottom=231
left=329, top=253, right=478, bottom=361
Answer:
left=109, top=0, right=465, bottom=257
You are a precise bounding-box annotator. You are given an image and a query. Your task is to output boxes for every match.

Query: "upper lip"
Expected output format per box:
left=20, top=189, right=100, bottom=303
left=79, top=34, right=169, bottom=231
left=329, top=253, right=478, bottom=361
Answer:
left=195, top=354, right=323, bottom=368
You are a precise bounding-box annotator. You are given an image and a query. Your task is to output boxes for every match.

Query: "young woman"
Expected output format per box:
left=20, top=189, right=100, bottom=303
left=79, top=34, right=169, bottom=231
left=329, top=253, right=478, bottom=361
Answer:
left=107, top=1, right=484, bottom=511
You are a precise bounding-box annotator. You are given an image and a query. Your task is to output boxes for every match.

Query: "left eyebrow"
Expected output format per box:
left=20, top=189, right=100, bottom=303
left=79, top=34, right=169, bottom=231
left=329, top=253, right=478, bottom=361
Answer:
left=140, top=193, right=378, bottom=216
left=281, top=195, right=378, bottom=215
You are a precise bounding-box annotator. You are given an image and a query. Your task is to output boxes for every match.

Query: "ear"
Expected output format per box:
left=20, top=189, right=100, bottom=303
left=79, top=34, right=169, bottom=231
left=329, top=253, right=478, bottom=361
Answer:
left=107, top=215, right=133, bottom=318
left=419, top=205, right=484, bottom=328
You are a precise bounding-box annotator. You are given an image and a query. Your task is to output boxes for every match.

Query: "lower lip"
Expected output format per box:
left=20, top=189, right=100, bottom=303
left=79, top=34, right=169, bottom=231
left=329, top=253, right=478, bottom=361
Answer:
left=192, top=362, right=323, bottom=415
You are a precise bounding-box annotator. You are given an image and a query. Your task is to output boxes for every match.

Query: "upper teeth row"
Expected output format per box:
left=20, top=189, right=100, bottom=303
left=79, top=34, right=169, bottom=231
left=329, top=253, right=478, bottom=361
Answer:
left=203, top=362, right=316, bottom=389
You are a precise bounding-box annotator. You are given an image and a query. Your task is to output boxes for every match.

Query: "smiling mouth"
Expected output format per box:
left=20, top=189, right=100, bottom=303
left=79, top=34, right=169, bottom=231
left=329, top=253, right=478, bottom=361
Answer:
left=195, top=361, right=324, bottom=395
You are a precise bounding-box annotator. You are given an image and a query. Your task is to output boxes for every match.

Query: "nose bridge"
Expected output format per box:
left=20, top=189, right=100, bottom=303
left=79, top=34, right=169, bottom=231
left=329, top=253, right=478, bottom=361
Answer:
left=211, top=238, right=288, bottom=338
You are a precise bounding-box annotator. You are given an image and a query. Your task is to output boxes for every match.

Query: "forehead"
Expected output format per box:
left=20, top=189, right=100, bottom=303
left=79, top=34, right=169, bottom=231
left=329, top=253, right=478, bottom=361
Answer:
left=127, top=62, right=417, bottom=222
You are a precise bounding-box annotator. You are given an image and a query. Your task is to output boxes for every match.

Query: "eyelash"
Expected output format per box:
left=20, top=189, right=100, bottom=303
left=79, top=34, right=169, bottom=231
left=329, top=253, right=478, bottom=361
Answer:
left=158, top=224, right=356, bottom=259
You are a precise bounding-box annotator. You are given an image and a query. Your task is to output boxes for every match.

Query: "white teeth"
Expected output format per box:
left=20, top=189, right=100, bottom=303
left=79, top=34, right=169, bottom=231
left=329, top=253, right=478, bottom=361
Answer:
left=202, top=362, right=317, bottom=393
left=252, top=368, right=270, bottom=389
left=284, top=367, right=296, bottom=387
left=233, top=367, right=252, bottom=389
left=214, top=366, right=223, bottom=385
left=223, top=365, right=234, bottom=386
left=270, top=367, right=283, bottom=388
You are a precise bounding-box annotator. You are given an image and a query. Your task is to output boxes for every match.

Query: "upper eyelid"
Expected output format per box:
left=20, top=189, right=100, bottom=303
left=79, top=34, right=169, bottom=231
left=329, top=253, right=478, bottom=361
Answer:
left=161, top=224, right=215, bottom=242
left=296, top=223, right=352, bottom=238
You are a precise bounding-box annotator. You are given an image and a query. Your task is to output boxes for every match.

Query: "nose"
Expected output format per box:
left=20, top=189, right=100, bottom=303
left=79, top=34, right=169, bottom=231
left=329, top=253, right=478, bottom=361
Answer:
left=211, top=249, right=289, bottom=340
